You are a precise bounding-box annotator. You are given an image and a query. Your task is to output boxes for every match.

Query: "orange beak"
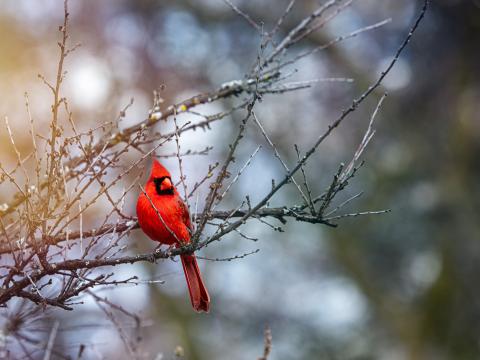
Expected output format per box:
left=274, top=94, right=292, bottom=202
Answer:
left=160, top=177, right=173, bottom=192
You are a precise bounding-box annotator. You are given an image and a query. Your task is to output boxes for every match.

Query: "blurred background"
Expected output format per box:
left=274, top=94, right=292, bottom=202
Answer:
left=0, top=0, right=479, bottom=359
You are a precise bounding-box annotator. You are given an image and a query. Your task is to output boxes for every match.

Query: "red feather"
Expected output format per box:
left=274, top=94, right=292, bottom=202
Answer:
left=136, top=159, right=210, bottom=312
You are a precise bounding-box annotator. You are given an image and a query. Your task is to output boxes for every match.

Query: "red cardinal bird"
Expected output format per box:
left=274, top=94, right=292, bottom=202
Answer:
left=136, top=159, right=210, bottom=312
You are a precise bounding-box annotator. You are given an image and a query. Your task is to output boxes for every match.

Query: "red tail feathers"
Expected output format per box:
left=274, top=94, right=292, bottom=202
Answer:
left=180, top=255, right=210, bottom=312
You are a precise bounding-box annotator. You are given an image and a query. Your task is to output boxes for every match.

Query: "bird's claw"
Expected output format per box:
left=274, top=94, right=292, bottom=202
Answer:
left=148, top=253, right=157, bottom=263
left=165, top=245, right=176, bottom=258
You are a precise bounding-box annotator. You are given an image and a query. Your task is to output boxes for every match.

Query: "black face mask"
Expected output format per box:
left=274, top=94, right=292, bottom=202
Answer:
left=153, top=176, right=174, bottom=195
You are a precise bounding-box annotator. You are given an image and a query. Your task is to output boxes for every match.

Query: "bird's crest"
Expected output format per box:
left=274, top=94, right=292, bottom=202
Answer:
left=149, top=158, right=171, bottom=179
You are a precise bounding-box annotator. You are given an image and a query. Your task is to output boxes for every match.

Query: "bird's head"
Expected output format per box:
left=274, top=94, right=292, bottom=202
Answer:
left=148, top=159, right=175, bottom=196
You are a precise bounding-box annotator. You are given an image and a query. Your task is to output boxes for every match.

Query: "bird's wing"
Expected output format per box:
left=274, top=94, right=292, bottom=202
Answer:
left=177, top=197, right=193, bottom=231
